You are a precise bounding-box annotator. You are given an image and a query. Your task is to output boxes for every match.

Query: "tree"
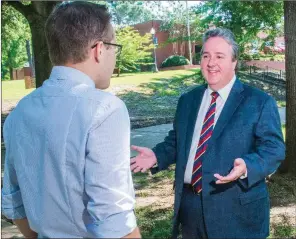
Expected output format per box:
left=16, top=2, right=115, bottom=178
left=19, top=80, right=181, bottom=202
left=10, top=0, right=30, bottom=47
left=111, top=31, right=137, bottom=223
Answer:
left=194, top=1, right=284, bottom=52
left=2, top=1, right=60, bottom=87
left=116, top=26, right=154, bottom=74
left=1, top=4, right=30, bottom=80
left=108, top=1, right=155, bottom=26
left=280, top=1, right=296, bottom=173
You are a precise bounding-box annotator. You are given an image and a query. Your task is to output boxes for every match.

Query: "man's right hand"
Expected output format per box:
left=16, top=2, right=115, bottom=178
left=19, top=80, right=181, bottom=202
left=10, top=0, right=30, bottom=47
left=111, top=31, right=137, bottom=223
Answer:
left=130, top=145, right=157, bottom=173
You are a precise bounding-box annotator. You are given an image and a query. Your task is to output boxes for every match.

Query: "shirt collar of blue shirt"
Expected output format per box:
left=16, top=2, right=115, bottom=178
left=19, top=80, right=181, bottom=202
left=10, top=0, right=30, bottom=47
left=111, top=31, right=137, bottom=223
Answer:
left=49, top=66, right=95, bottom=88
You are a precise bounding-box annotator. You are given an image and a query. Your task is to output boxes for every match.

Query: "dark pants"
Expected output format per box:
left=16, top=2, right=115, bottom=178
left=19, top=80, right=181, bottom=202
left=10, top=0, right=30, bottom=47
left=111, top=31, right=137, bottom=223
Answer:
left=178, top=186, right=208, bottom=239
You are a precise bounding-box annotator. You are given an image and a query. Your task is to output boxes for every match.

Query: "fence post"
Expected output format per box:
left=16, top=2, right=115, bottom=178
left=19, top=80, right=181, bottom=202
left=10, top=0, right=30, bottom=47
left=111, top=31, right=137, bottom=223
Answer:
left=24, top=67, right=32, bottom=89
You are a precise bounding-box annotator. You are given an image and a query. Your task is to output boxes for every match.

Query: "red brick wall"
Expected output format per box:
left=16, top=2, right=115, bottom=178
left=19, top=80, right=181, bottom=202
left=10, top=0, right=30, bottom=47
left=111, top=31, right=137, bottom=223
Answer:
left=133, top=20, right=195, bottom=68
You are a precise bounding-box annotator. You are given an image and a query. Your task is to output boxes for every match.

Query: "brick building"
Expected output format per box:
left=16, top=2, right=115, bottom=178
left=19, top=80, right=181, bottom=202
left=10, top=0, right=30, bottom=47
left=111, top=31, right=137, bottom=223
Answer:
left=132, top=20, right=199, bottom=68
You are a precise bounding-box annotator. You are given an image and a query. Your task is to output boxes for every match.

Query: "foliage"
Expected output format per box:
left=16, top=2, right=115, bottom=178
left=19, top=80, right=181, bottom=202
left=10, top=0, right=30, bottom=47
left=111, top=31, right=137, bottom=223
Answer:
left=115, top=26, right=154, bottom=73
left=159, top=1, right=203, bottom=51
left=240, top=53, right=253, bottom=61
left=1, top=4, right=30, bottom=80
left=107, top=1, right=156, bottom=26
left=161, top=55, right=190, bottom=68
left=193, top=1, right=284, bottom=53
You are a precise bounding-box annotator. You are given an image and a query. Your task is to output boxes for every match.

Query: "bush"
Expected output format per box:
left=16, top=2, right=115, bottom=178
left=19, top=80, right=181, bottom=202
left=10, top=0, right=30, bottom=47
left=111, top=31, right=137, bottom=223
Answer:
left=252, top=53, right=260, bottom=60
left=240, top=53, right=253, bottom=61
left=161, top=55, right=190, bottom=68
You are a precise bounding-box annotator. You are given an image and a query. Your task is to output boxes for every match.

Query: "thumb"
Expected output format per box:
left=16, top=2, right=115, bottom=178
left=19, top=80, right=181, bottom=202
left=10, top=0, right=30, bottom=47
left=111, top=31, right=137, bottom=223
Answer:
left=234, top=158, right=244, bottom=167
left=131, top=145, right=146, bottom=153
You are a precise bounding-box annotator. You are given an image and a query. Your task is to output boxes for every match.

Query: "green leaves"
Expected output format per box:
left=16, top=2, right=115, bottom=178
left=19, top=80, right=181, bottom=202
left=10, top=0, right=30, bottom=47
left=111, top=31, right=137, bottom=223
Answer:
left=116, top=26, right=154, bottom=73
left=194, top=1, right=284, bottom=53
left=1, top=4, right=31, bottom=80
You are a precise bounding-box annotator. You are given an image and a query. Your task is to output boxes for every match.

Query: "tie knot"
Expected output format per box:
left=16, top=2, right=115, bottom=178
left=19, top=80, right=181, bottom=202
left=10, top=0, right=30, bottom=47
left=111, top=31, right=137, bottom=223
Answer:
left=211, top=92, right=219, bottom=100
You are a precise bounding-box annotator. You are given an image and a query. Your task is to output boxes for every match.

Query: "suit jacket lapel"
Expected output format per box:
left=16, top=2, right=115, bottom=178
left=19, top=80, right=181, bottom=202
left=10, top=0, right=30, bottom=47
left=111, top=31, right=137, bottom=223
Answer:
left=210, top=79, right=245, bottom=142
left=184, top=86, right=207, bottom=163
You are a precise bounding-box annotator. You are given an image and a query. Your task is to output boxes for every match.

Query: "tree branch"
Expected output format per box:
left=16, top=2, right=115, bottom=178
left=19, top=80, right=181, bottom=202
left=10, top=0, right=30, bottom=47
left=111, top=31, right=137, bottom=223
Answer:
left=4, top=1, right=33, bottom=19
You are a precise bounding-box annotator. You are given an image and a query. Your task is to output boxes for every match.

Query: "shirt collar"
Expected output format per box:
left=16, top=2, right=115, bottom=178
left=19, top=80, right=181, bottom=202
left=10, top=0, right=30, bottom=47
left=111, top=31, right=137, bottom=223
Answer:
left=49, top=66, right=95, bottom=88
left=207, top=75, right=236, bottom=101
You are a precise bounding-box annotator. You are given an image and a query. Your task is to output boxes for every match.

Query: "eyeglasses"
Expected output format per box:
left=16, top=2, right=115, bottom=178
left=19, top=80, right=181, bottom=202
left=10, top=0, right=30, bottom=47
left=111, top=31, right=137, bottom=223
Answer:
left=91, top=41, right=123, bottom=58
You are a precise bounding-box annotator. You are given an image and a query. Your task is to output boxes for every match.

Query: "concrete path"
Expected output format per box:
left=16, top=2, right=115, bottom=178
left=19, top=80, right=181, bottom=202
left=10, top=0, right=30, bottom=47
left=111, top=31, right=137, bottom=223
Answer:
left=131, top=107, right=286, bottom=156
left=1, top=107, right=286, bottom=237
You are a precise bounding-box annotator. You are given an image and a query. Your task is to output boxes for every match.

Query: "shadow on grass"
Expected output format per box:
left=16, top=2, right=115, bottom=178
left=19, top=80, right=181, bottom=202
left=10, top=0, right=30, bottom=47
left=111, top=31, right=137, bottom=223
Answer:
left=119, top=71, right=204, bottom=118
left=268, top=172, right=296, bottom=208
left=132, top=165, right=175, bottom=190
left=238, top=72, right=286, bottom=102
left=136, top=205, right=173, bottom=239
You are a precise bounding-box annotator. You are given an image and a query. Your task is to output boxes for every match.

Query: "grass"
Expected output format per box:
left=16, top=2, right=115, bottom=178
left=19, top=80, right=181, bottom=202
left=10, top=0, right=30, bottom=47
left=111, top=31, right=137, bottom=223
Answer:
left=1, top=70, right=199, bottom=101
left=136, top=206, right=173, bottom=239
left=110, top=70, right=198, bottom=87
left=133, top=166, right=296, bottom=238
left=2, top=80, right=34, bottom=100
left=278, top=100, right=286, bottom=107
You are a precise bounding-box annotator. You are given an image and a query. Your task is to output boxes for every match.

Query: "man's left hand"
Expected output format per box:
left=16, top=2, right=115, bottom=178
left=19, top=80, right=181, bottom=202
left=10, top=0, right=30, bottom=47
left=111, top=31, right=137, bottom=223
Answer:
left=214, top=158, right=247, bottom=184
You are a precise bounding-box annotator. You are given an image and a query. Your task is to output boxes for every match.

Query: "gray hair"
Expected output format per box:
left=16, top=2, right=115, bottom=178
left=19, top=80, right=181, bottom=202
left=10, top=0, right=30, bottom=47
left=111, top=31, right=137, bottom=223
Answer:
left=201, top=28, right=239, bottom=64
left=45, top=1, right=112, bottom=65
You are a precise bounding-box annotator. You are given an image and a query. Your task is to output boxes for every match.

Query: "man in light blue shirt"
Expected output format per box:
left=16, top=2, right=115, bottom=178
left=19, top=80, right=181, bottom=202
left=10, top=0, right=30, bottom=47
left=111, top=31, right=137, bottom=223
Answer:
left=2, top=2, right=140, bottom=238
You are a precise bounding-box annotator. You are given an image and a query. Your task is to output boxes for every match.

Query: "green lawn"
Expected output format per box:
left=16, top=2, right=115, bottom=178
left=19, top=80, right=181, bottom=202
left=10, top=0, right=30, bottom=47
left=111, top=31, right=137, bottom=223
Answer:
left=2, top=80, right=35, bottom=100
left=111, top=70, right=198, bottom=86
left=1, top=69, right=199, bottom=101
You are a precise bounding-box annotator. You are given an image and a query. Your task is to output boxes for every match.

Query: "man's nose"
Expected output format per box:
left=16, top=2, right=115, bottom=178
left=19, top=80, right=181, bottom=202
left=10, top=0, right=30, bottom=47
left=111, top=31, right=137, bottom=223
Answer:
left=207, top=57, right=216, bottom=67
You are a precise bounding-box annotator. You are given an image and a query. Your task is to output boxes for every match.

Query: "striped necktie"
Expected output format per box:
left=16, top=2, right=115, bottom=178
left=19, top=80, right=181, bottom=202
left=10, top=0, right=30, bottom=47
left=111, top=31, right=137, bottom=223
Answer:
left=191, top=91, right=219, bottom=194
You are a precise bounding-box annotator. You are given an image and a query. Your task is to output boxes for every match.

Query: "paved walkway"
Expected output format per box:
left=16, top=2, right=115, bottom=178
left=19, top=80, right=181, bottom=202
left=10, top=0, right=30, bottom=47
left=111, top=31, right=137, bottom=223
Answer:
left=1, top=107, right=286, bottom=237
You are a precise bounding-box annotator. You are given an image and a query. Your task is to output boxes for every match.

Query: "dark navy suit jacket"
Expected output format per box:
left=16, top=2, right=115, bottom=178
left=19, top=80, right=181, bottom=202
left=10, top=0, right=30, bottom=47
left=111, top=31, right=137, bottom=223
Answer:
left=151, top=79, right=285, bottom=238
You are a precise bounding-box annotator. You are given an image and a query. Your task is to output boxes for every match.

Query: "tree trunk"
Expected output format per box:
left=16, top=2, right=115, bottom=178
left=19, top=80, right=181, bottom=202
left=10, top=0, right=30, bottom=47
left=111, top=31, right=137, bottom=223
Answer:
left=28, top=16, right=52, bottom=87
left=279, top=1, right=296, bottom=173
left=5, top=1, right=59, bottom=87
left=9, top=67, right=13, bottom=80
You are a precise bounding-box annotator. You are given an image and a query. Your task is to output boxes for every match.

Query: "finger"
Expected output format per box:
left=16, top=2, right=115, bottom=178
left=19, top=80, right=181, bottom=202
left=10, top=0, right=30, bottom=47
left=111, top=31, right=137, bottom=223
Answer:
left=130, top=158, right=137, bottom=164
left=130, top=163, right=139, bottom=171
left=131, top=145, right=146, bottom=152
left=214, top=173, right=224, bottom=180
left=141, top=168, right=147, bottom=173
left=216, top=179, right=231, bottom=184
left=133, top=166, right=142, bottom=173
left=216, top=170, right=238, bottom=182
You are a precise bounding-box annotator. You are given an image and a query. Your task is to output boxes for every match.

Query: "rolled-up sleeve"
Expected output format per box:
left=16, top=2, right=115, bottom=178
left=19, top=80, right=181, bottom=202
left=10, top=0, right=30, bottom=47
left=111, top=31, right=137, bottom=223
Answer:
left=1, top=116, right=26, bottom=219
left=84, top=98, right=137, bottom=238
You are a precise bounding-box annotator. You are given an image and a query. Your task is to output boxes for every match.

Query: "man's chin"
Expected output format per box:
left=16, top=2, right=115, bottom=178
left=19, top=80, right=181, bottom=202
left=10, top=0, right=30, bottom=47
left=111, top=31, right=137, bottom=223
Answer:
left=95, top=82, right=110, bottom=90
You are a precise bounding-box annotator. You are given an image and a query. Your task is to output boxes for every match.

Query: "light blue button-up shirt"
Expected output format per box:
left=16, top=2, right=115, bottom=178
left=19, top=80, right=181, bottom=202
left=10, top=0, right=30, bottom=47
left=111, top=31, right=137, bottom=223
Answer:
left=2, top=66, right=137, bottom=238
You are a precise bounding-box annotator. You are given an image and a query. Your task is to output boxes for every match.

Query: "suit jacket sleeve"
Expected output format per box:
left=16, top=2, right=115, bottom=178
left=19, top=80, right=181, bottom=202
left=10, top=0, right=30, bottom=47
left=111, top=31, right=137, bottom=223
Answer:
left=151, top=95, right=184, bottom=174
left=240, top=96, right=285, bottom=189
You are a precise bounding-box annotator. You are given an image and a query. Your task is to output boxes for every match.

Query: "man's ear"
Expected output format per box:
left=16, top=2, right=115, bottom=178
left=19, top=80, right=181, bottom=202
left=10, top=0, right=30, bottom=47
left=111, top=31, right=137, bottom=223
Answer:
left=233, top=60, right=238, bottom=71
left=94, top=41, right=104, bottom=63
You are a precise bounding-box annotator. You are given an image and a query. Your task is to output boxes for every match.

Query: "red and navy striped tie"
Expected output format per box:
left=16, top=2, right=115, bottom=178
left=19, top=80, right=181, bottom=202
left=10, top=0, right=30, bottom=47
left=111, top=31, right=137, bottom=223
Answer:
left=191, top=91, right=219, bottom=193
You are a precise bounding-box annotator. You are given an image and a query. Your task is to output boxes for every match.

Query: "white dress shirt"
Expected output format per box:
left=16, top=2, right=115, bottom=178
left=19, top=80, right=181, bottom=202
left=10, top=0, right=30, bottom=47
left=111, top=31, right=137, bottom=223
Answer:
left=184, top=76, right=237, bottom=183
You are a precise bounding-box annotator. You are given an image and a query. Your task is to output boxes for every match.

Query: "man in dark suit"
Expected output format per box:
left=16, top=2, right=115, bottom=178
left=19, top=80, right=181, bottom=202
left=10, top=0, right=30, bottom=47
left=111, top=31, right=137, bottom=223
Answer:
left=130, top=28, right=285, bottom=239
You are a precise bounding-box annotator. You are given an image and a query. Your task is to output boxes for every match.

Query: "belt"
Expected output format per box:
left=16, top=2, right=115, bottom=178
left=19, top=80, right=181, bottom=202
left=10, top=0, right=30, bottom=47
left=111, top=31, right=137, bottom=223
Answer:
left=183, top=184, right=202, bottom=195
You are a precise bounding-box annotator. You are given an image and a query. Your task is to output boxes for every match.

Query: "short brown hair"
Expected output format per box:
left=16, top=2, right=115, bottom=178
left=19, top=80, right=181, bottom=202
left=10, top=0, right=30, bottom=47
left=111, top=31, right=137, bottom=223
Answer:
left=45, top=1, right=112, bottom=65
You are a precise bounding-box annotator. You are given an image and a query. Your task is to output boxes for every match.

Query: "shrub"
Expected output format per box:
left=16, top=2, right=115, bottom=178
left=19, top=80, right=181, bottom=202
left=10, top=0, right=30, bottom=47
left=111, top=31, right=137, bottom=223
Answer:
left=252, top=53, right=260, bottom=60
left=161, top=55, right=190, bottom=68
left=240, top=53, right=253, bottom=61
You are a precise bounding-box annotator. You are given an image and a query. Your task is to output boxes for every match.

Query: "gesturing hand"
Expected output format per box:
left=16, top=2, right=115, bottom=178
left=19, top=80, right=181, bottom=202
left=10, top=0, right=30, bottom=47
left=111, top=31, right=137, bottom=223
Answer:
left=214, top=158, right=247, bottom=184
left=130, top=145, right=157, bottom=173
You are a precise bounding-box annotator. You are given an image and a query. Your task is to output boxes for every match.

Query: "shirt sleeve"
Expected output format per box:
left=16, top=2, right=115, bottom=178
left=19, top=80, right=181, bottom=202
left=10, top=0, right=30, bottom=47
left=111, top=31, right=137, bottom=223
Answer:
left=1, top=115, right=26, bottom=219
left=84, top=98, right=137, bottom=238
